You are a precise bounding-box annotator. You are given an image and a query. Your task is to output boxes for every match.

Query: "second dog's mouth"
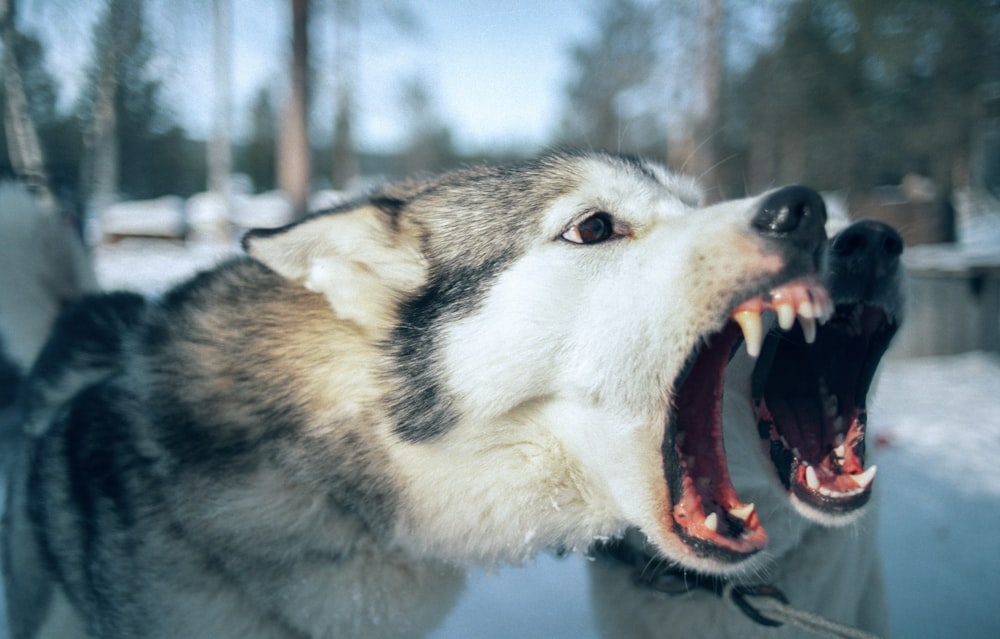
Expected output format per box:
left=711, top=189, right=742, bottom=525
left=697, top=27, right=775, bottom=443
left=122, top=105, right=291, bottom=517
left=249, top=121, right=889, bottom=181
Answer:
left=752, top=302, right=898, bottom=517
left=664, top=278, right=832, bottom=563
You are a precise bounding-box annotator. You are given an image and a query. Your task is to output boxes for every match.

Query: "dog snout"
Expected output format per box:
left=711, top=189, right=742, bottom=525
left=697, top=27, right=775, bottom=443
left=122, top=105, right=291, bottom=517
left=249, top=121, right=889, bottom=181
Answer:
left=752, top=185, right=827, bottom=249
left=830, top=220, right=903, bottom=266
left=828, top=220, right=904, bottom=302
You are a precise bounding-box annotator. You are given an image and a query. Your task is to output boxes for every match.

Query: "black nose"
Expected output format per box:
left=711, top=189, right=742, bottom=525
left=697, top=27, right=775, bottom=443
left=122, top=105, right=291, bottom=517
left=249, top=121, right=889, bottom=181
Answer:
left=830, top=219, right=904, bottom=263
left=753, top=185, right=827, bottom=242
left=827, top=220, right=904, bottom=302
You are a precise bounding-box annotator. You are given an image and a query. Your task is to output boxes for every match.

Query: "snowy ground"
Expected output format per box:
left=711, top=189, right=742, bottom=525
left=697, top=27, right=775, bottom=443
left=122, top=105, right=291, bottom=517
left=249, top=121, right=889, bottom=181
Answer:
left=3, top=238, right=999, bottom=638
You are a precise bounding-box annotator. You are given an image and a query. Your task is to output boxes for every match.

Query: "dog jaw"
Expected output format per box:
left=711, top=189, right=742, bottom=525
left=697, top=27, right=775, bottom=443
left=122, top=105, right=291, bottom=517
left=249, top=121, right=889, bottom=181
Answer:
left=746, top=220, right=906, bottom=527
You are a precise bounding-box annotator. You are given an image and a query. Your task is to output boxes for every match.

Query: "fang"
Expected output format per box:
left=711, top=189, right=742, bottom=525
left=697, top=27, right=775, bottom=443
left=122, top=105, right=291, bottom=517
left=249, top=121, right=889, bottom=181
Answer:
left=851, top=465, right=878, bottom=489
left=734, top=310, right=763, bottom=358
left=705, top=512, right=719, bottom=532
left=728, top=503, right=755, bottom=522
left=805, top=465, right=820, bottom=490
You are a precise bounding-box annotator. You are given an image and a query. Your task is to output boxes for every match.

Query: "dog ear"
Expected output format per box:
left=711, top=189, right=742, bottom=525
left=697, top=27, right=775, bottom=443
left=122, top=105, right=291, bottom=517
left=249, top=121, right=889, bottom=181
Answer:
left=243, top=205, right=426, bottom=330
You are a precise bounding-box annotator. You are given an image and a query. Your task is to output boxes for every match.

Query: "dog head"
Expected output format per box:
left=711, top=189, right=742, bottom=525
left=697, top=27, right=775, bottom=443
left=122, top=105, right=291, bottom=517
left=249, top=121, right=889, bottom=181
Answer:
left=725, top=220, right=906, bottom=529
left=245, top=153, right=830, bottom=574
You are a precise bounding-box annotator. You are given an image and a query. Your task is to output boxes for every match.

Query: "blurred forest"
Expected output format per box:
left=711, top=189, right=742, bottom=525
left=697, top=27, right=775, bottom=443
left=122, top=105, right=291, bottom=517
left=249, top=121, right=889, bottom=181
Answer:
left=1, top=0, right=999, bottom=223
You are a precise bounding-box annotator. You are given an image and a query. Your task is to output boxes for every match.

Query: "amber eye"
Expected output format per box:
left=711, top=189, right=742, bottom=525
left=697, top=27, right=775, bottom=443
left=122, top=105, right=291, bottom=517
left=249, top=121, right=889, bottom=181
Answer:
left=562, top=212, right=617, bottom=244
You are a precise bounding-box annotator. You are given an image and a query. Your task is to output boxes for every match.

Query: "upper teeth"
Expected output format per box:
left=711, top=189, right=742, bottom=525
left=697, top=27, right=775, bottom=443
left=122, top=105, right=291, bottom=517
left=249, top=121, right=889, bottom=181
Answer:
left=799, top=315, right=817, bottom=343
left=851, top=465, right=878, bottom=489
left=731, top=282, right=832, bottom=357
left=728, top=503, right=755, bottom=521
left=733, top=311, right=763, bottom=358
left=776, top=303, right=796, bottom=330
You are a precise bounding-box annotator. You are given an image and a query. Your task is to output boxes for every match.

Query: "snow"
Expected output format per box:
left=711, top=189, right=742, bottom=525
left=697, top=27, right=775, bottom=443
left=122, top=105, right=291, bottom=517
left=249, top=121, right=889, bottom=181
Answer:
left=2, top=237, right=999, bottom=638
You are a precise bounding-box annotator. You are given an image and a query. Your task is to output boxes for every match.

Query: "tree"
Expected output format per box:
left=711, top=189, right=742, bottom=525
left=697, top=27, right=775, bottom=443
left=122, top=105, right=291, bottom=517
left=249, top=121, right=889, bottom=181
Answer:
left=722, top=0, right=1000, bottom=195
left=239, top=86, right=277, bottom=192
left=78, top=0, right=138, bottom=212
left=0, top=0, right=51, bottom=199
left=329, top=0, right=359, bottom=190
left=398, top=76, right=455, bottom=176
left=208, top=0, right=232, bottom=206
left=326, top=0, right=419, bottom=189
left=77, top=0, right=200, bottom=203
left=557, top=0, right=665, bottom=156
left=279, top=0, right=311, bottom=219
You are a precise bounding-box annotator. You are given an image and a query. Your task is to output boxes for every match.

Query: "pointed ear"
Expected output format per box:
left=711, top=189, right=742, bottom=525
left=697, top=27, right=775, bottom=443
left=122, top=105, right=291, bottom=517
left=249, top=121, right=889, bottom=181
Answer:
left=243, top=205, right=426, bottom=330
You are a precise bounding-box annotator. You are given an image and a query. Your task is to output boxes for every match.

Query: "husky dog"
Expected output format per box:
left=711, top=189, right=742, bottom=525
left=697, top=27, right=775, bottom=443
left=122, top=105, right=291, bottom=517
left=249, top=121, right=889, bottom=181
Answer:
left=3, top=153, right=830, bottom=639
left=0, top=182, right=97, bottom=464
left=589, top=220, right=905, bottom=637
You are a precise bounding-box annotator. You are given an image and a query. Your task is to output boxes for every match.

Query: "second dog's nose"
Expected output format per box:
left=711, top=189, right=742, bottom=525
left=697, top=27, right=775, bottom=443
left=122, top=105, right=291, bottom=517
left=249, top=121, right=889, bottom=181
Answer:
left=830, top=219, right=904, bottom=264
left=827, top=220, right=904, bottom=302
left=753, top=185, right=827, bottom=243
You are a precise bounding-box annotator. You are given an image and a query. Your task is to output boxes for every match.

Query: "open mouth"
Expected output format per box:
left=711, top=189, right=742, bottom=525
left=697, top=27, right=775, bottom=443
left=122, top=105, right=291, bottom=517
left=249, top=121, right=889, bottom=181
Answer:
left=751, top=301, right=899, bottom=516
left=665, top=278, right=832, bottom=562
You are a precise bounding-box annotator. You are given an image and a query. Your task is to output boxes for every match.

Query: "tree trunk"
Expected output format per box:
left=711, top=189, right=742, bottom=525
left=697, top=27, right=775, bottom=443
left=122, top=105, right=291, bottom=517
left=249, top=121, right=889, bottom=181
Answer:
left=279, top=0, right=310, bottom=220
left=0, top=0, right=51, bottom=202
left=208, top=0, right=232, bottom=217
left=330, top=0, right=359, bottom=191
left=80, top=0, right=142, bottom=219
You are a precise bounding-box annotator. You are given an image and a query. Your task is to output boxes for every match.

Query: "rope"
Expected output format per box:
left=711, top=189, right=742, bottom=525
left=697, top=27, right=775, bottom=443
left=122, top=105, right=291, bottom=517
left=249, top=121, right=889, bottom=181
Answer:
left=592, top=540, right=884, bottom=639
left=724, top=583, right=883, bottom=639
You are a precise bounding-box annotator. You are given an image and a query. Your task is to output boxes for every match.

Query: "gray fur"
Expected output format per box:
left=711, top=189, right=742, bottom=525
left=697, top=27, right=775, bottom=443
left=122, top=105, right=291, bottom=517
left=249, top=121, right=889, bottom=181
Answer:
left=3, top=153, right=829, bottom=638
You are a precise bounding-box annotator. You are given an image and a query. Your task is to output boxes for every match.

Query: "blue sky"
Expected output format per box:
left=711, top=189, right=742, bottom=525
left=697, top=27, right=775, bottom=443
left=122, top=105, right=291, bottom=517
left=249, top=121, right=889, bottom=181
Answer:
left=22, top=0, right=594, bottom=154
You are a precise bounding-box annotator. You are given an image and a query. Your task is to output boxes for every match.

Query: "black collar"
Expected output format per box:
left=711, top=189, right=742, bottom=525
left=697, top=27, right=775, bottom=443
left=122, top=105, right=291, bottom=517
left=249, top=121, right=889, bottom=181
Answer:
left=591, top=538, right=789, bottom=628
left=592, top=538, right=727, bottom=596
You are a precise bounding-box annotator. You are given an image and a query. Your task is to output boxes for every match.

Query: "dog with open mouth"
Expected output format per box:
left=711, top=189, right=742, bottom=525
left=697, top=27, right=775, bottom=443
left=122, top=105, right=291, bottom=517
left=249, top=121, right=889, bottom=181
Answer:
left=589, top=219, right=905, bottom=638
left=4, top=153, right=830, bottom=638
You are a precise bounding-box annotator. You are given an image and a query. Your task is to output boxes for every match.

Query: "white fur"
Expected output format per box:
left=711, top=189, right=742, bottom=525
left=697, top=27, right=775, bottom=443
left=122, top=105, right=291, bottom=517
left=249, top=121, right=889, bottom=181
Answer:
left=6, top=156, right=828, bottom=638
left=0, top=183, right=97, bottom=371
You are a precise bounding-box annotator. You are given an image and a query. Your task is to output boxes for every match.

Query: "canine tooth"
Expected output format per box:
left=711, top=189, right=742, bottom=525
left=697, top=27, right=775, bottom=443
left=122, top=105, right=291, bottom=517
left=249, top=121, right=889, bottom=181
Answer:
left=850, top=465, right=878, bottom=489
left=805, top=465, right=820, bottom=490
left=798, top=300, right=815, bottom=319
left=833, top=443, right=847, bottom=459
left=704, top=512, right=719, bottom=532
left=728, top=503, right=755, bottom=522
left=799, top=315, right=817, bottom=343
left=777, top=303, right=796, bottom=330
left=733, top=310, right=763, bottom=358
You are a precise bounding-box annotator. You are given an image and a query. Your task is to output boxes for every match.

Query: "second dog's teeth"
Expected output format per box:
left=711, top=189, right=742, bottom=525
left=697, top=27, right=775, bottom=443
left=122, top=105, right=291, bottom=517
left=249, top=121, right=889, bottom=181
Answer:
left=805, top=465, right=820, bottom=490
left=728, top=503, right=755, bottom=522
left=777, top=303, right=796, bottom=330
left=799, top=315, right=817, bottom=343
left=704, top=512, right=719, bottom=532
left=850, top=465, right=878, bottom=489
left=733, top=310, right=763, bottom=358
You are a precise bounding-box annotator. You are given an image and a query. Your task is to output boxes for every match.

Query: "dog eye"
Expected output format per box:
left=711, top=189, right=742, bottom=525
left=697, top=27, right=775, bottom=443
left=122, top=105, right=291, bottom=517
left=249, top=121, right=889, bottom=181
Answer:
left=561, top=212, right=619, bottom=244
